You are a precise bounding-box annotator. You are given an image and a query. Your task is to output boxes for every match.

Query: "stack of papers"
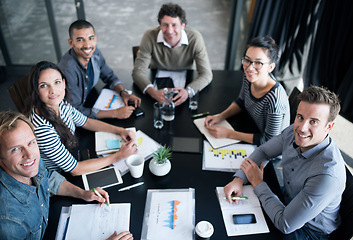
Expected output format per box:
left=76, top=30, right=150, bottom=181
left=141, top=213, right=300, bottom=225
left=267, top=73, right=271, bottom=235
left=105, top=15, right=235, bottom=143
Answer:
left=56, top=203, right=130, bottom=240
left=133, top=130, right=161, bottom=160
left=216, top=186, right=269, bottom=236
left=193, top=117, right=239, bottom=149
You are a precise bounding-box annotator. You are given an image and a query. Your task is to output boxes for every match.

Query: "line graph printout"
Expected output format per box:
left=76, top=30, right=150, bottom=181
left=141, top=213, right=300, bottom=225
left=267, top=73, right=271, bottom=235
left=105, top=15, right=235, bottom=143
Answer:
left=202, top=141, right=256, bottom=172
left=141, top=189, right=195, bottom=240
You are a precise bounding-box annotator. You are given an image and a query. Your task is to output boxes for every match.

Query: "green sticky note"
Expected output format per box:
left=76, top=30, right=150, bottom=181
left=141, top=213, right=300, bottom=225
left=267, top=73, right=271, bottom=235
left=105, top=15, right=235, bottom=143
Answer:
left=106, top=139, right=120, bottom=149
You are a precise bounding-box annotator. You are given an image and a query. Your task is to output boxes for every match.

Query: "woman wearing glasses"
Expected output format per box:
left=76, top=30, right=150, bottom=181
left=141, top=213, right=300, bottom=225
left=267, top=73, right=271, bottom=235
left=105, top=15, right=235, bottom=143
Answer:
left=205, top=36, right=289, bottom=145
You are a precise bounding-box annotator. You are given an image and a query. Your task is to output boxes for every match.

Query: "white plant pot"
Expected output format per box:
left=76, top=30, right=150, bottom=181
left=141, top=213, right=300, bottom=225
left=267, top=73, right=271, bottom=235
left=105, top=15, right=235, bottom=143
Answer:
left=149, top=158, right=171, bottom=176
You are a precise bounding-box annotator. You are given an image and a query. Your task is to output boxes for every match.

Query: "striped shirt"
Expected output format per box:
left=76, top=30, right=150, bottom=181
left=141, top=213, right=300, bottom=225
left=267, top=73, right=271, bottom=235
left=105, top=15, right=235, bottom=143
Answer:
left=30, top=101, right=87, bottom=172
left=236, top=75, right=290, bottom=145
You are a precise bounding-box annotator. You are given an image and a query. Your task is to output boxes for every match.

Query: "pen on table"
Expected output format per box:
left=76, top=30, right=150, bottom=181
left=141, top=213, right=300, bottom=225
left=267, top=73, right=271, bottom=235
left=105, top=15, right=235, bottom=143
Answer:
left=224, top=196, right=248, bottom=200
left=192, top=112, right=210, bottom=118
left=118, top=182, right=144, bottom=192
left=93, top=188, right=110, bottom=207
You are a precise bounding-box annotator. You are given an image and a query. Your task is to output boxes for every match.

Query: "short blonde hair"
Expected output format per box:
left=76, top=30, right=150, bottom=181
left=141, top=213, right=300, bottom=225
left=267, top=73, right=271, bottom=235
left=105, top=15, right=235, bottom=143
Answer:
left=0, top=111, right=34, bottom=154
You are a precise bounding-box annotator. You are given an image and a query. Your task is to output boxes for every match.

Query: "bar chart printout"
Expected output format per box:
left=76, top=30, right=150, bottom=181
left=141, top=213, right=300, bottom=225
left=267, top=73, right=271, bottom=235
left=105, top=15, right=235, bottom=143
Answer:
left=203, top=141, right=256, bottom=172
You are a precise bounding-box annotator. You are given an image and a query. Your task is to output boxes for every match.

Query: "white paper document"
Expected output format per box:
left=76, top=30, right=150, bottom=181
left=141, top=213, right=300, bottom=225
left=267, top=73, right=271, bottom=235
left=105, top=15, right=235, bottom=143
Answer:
left=156, top=69, right=187, bottom=88
left=193, top=117, right=240, bottom=149
left=93, top=88, right=125, bottom=111
left=141, top=189, right=195, bottom=240
left=63, top=203, right=130, bottom=240
left=216, top=186, right=269, bottom=236
left=113, top=130, right=160, bottom=176
left=55, top=206, right=71, bottom=240
left=203, top=141, right=256, bottom=172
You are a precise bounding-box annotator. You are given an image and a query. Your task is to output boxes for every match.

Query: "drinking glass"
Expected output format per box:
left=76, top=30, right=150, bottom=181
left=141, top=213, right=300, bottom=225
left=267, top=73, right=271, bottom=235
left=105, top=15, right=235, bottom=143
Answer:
left=154, top=102, right=164, bottom=129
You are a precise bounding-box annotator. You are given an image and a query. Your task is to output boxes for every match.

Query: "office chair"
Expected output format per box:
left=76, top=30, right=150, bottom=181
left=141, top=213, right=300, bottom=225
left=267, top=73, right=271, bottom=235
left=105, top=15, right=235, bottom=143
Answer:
left=288, top=87, right=301, bottom=124
left=329, top=165, right=353, bottom=239
left=132, top=46, right=139, bottom=64
left=8, top=74, right=30, bottom=114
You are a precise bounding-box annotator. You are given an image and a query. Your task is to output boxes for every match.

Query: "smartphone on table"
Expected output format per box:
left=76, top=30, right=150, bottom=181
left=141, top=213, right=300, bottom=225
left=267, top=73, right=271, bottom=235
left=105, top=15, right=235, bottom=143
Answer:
left=232, top=214, right=256, bottom=224
left=128, top=99, right=144, bottom=117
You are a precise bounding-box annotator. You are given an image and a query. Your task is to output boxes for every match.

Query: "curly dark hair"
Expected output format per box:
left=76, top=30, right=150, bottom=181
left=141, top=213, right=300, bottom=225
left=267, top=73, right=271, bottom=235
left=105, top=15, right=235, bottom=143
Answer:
left=158, top=3, right=187, bottom=25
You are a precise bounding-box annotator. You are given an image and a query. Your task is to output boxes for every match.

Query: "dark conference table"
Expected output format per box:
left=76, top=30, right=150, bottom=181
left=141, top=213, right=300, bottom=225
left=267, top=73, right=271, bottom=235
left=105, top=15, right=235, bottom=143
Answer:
left=44, top=70, right=284, bottom=240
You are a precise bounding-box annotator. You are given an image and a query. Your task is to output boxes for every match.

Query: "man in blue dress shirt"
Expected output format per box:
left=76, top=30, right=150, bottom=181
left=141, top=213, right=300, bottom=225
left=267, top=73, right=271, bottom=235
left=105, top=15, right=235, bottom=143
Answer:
left=224, top=86, right=346, bottom=239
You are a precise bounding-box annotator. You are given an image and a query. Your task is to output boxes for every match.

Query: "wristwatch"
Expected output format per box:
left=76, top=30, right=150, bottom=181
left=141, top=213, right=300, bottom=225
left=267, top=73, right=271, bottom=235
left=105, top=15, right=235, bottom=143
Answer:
left=119, top=89, right=129, bottom=96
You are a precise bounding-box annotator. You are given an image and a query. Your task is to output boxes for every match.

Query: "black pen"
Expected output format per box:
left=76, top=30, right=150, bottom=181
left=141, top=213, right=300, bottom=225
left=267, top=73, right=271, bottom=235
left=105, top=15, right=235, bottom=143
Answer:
left=192, top=112, right=209, bottom=118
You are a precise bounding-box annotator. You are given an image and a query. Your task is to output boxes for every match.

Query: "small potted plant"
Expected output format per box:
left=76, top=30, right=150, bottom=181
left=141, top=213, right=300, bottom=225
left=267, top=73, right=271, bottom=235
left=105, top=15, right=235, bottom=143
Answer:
left=149, top=145, right=172, bottom=176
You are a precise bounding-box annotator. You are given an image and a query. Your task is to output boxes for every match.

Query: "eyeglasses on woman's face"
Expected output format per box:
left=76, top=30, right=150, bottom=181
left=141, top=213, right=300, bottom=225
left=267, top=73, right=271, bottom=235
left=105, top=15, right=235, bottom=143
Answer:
left=241, top=58, right=271, bottom=70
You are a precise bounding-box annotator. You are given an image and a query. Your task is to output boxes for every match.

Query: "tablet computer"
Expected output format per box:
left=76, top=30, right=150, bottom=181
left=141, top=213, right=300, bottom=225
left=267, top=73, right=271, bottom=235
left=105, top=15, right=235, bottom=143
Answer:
left=172, top=137, right=202, bottom=153
left=155, top=77, right=175, bottom=89
left=82, top=165, right=123, bottom=190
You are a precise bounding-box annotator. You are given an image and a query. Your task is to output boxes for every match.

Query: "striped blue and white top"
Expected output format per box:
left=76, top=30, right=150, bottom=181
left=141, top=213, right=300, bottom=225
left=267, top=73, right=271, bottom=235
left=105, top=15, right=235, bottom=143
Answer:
left=236, top=75, right=290, bottom=146
left=30, top=100, right=88, bottom=172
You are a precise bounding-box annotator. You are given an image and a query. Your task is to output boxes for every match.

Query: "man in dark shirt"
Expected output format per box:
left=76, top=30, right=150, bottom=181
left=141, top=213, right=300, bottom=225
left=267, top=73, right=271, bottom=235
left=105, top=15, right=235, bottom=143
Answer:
left=59, top=20, right=140, bottom=119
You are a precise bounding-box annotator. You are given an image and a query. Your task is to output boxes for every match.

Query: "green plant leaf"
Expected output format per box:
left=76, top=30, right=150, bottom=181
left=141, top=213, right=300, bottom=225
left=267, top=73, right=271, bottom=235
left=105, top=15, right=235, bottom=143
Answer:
left=153, top=145, right=172, bottom=164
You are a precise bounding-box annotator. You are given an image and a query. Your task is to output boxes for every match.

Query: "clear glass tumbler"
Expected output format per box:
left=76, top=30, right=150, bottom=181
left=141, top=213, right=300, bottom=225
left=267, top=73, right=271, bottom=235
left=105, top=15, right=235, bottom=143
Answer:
left=153, top=102, right=164, bottom=129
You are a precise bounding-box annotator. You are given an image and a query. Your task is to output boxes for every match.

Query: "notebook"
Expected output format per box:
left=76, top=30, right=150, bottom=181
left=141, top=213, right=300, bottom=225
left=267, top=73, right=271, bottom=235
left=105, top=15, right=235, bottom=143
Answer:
left=193, top=117, right=239, bottom=149
left=95, top=127, right=136, bottom=155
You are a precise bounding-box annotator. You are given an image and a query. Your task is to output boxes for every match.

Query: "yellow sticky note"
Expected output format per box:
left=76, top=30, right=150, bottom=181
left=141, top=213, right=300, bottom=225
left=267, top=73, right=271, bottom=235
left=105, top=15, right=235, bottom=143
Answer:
left=137, top=137, right=143, bottom=146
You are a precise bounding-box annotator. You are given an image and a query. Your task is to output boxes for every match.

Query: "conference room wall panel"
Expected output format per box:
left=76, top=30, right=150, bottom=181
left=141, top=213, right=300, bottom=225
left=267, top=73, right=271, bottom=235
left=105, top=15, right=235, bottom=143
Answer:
left=84, top=0, right=231, bottom=70
left=0, top=0, right=233, bottom=71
